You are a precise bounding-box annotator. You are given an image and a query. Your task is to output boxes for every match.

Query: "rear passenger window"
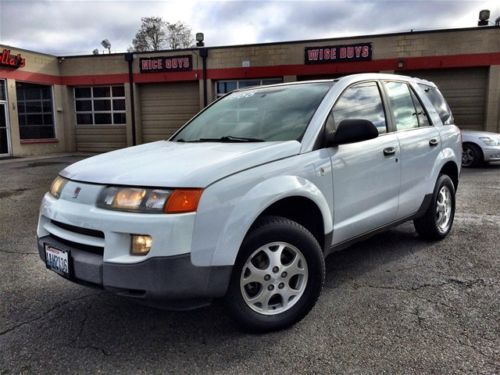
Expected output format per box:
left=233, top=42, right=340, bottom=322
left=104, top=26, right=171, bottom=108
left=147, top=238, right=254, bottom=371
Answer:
left=332, top=82, right=387, bottom=134
left=409, top=89, right=431, bottom=127
left=384, top=81, right=419, bottom=131
left=418, top=84, right=454, bottom=125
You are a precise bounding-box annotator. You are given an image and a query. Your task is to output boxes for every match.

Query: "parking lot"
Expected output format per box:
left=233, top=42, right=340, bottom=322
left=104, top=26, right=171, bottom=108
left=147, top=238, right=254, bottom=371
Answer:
left=0, top=155, right=498, bottom=374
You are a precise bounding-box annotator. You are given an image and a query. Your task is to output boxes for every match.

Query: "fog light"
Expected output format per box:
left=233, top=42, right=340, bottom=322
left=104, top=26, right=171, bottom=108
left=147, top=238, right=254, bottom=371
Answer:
left=131, top=235, right=152, bottom=255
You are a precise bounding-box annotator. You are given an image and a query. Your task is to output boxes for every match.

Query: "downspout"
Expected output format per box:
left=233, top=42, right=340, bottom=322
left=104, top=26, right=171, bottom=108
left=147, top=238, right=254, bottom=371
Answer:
left=124, top=52, right=137, bottom=146
left=199, top=47, right=208, bottom=107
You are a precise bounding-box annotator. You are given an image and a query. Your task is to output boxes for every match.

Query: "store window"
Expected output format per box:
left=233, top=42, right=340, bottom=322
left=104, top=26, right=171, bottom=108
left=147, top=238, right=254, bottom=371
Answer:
left=74, top=85, right=126, bottom=125
left=16, top=82, right=55, bottom=139
left=0, top=80, right=5, bottom=101
left=215, top=78, right=282, bottom=98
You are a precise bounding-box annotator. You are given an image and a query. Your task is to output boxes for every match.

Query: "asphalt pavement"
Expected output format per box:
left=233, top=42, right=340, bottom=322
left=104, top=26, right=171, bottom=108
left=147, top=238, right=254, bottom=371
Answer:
left=0, top=155, right=499, bottom=374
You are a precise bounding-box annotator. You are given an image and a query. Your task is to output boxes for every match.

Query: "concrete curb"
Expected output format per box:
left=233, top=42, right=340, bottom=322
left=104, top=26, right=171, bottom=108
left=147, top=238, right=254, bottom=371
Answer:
left=0, top=153, right=94, bottom=165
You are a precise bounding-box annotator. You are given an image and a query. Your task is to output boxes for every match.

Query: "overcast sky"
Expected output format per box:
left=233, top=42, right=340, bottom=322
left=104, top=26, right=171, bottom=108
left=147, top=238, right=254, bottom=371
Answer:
left=0, top=0, right=499, bottom=56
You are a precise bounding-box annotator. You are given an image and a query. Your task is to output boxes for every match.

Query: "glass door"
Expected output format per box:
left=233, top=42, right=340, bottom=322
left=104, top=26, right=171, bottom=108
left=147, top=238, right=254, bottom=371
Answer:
left=0, top=80, right=10, bottom=156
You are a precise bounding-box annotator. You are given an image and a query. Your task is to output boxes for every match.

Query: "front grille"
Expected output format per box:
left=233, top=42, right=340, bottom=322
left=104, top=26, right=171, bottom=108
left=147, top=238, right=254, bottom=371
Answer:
left=48, top=233, right=104, bottom=256
left=51, top=220, right=104, bottom=239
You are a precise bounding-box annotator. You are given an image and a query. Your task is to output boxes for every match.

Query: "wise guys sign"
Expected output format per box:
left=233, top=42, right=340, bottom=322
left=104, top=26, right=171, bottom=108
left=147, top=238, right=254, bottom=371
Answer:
left=305, top=43, right=372, bottom=64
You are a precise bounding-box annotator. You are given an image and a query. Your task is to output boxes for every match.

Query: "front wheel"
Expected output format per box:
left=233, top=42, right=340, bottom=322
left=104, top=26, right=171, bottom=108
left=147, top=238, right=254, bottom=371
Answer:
left=225, top=216, right=325, bottom=332
left=414, top=174, right=456, bottom=240
left=462, top=143, right=483, bottom=167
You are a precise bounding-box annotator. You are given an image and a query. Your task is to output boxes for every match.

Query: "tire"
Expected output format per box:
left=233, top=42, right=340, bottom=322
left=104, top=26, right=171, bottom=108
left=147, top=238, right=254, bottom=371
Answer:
left=225, top=215, right=325, bottom=333
left=462, top=143, right=483, bottom=168
left=414, top=174, right=456, bottom=241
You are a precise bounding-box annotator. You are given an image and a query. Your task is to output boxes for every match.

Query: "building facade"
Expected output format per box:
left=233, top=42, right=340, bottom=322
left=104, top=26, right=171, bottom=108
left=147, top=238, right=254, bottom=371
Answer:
left=0, top=26, right=499, bottom=157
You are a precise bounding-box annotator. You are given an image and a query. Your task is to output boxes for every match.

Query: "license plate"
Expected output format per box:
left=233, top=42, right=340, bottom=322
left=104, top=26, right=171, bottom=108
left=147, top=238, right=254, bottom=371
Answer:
left=45, top=245, right=70, bottom=276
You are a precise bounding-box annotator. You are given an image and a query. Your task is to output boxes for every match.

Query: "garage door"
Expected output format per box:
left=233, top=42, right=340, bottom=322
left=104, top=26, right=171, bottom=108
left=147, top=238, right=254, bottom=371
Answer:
left=404, top=68, right=488, bottom=131
left=139, top=82, right=200, bottom=143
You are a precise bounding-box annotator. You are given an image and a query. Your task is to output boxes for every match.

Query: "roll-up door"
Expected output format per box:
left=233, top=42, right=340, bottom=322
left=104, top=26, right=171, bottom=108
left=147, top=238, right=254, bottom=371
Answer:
left=404, top=68, right=488, bottom=130
left=76, top=126, right=127, bottom=153
left=140, top=82, right=200, bottom=142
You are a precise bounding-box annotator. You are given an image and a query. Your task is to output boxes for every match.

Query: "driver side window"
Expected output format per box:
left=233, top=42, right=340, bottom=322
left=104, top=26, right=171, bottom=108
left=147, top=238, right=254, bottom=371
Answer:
left=331, top=82, right=387, bottom=134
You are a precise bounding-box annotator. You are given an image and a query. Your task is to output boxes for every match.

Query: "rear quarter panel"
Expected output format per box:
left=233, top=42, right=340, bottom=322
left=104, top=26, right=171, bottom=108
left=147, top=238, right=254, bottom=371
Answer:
left=411, top=81, right=462, bottom=191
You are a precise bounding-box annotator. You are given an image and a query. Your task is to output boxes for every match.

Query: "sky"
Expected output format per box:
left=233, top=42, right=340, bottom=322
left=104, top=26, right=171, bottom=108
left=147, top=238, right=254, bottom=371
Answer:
left=0, top=0, right=499, bottom=56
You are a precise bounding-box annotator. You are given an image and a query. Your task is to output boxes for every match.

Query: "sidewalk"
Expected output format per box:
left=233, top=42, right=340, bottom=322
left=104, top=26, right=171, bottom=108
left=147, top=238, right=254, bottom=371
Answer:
left=0, top=152, right=94, bottom=165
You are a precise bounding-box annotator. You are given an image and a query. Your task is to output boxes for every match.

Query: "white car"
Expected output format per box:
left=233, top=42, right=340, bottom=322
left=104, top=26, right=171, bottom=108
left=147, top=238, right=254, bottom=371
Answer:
left=462, top=130, right=500, bottom=167
left=38, top=74, right=461, bottom=332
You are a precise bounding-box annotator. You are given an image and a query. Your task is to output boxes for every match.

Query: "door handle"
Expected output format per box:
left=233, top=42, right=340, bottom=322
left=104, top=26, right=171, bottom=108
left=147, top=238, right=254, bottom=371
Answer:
left=383, top=147, right=396, bottom=156
left=429, top=138, right=439, bottom=146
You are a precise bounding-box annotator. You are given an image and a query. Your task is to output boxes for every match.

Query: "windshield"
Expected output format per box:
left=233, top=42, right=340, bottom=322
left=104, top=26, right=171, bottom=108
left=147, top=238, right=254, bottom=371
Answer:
left=171, top=82, right=333, bottom=142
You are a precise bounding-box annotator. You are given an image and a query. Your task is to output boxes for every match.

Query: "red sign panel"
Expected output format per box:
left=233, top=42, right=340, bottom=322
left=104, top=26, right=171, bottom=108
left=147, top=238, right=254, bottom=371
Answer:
left=0, top=49, right=26, bottom=69
left=139, top=55, right=192, bottom=73
left=305, top=43, right=372, bottom=64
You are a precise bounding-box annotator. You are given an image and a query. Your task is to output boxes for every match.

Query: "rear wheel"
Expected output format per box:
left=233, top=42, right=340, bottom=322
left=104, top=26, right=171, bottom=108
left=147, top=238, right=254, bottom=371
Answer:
left=414, top=174, right=456, bottom=240
left=225, top=216, right=325, bottom=332
left=462, top=143, right=483, bottom=167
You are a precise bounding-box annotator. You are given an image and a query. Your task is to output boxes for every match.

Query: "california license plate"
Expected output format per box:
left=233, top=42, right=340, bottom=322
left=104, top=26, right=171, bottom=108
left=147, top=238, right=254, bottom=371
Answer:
left=45, top=245, right=70, bottom=276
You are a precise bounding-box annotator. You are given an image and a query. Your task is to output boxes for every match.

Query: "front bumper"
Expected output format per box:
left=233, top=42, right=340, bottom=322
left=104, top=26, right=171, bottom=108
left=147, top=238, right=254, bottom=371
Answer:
left=38, top=235, right=232, bottom=303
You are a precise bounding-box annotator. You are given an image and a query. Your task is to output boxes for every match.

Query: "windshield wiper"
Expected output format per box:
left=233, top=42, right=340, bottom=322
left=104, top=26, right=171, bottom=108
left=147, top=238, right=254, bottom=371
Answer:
left=197, top=136, right=265, bottom=143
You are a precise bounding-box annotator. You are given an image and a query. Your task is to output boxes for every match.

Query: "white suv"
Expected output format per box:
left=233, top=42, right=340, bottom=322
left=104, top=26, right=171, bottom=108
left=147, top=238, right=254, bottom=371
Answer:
left=38, top=74, right=461, bottom=332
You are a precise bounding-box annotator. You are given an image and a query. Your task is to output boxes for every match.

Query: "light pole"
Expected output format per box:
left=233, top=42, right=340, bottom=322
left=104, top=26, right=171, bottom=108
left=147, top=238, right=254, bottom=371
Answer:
left=101, top=39, right=111, bottom=54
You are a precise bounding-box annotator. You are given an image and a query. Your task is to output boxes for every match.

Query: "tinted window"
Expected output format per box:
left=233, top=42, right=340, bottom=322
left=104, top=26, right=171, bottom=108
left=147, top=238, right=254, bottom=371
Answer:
left=418, top=84, right=454, bottom=125
left=384, top=81, right=418, bottom=131
left=74, top=85, right=126, bottom=125
left=0, top=107, right=7, bottom=154
left=93, top=86, right=110, bottom=98
left=0, top=80, right=6, bottom=101
left=332, top=82, right=387, bottom=134
left=16, top=82, right=55, bottom=140
left=75, top=87, right=91, bottom=98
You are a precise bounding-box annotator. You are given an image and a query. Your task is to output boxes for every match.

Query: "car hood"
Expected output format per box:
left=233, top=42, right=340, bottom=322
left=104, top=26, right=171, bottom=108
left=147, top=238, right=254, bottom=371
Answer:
left=462, top=130, right=500, bottom=140
left=61, top=140, right=301, bottom=188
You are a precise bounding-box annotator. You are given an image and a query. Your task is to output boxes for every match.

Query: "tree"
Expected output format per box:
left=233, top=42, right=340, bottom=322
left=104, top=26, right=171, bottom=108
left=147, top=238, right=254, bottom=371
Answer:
left=132, top=17, right=194, bottom=52
left=132, top=17, right=166, bottom=52
left=165, top=21, right=193, bottom=49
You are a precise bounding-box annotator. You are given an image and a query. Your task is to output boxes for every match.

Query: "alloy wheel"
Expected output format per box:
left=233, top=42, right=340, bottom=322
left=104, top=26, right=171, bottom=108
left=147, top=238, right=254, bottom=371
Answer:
left=436, top=185, right=452, bottom=233
left=239, top=241, right=308, bottom=316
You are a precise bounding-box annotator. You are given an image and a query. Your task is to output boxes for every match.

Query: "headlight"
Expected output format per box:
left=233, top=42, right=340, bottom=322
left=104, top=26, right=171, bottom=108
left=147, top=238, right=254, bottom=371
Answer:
left=479, top=137, right=499, bottom=146
left=49, top=176, right=68, bottom=199
left=98, top=187, right=203, bottom=214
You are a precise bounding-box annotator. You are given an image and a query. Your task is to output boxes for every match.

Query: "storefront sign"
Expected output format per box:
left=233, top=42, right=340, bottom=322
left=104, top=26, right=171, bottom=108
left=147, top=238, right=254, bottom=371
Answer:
left=305, top=43, right=372, bottom=64
left=139, top=55, right=192, bottom=73
left=0, top=49, right=26, bottom=68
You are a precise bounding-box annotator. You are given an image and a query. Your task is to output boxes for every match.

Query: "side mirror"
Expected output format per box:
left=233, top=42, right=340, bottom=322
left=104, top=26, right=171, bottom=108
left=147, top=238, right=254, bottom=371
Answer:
left=327, top=119, right=379, bottom=146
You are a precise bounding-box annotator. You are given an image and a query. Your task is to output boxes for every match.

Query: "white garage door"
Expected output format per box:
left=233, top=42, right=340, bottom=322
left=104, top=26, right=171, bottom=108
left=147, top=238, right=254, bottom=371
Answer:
left=139, top=82, right=200, bottom=142
left=405, top=68, right=488, bottom=130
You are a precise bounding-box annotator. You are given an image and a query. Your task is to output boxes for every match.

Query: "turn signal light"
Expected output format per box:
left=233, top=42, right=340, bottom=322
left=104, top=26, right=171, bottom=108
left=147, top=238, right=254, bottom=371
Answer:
left=131, top=235, right=152, bottom=255
left=164, top=189, right=203, bottom=213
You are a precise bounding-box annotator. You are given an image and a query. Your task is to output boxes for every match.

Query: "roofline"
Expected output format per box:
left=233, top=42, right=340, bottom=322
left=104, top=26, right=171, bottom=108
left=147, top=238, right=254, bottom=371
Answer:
left=0, top=43, right=57, bottom=58
left=2, top=25, right=498, bottom=59
left=200, top=25, right=500, bottom=52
